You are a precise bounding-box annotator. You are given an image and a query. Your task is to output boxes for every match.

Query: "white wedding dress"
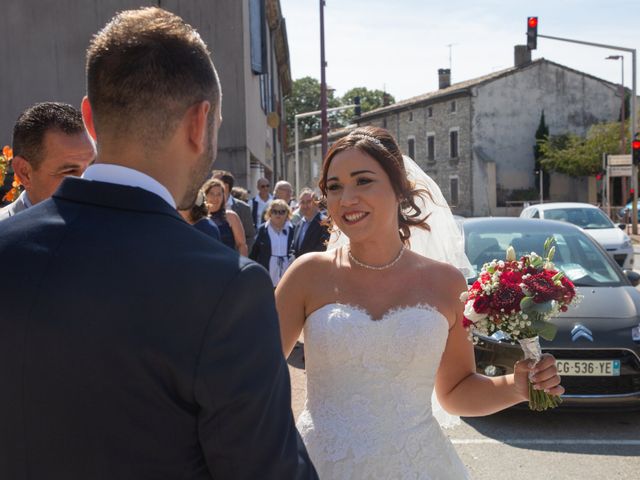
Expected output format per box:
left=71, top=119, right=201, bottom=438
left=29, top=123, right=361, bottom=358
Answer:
left=297, top=303, right=470, bottom=479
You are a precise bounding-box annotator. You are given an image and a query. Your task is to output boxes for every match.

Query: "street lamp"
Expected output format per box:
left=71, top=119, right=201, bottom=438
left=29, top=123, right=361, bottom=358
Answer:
left=606, top=55, right=626, bottom=150
left=606, top=55, right=626, bottom=212
left=535, top=169, right=544, bottom=204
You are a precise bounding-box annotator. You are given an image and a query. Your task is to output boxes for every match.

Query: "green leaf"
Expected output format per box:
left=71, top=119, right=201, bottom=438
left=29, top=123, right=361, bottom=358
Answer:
left=530, top=301, right=553, bottom=314
left=520, top=297, right=534, bottom=311
left=531, top=318, right=558, bottom=341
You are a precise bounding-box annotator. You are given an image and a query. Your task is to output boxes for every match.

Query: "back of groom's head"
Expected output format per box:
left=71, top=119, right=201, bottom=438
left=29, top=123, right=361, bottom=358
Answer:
left=86, top=7, right=220, bottom=146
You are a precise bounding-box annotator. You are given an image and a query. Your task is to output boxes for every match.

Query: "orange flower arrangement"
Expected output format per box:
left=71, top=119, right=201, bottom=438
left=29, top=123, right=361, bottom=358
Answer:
left=0, top=145, right=22, bottom=202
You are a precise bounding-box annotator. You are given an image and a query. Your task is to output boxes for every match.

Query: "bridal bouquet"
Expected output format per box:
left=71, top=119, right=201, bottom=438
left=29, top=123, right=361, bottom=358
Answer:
left=460, top=237, right=578, bottom=411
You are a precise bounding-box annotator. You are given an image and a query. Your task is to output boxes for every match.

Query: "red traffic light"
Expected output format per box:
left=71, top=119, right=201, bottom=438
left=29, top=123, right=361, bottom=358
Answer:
left=527, top=17, right=538, bottom=50
left=633, top=140, right=640, bottom=150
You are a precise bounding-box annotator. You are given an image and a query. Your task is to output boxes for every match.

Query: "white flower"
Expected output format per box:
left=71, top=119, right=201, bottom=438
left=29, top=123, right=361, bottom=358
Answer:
left=463, top=301, right=488, bottom=323
left=506, top=246, right=516, bottom=261
left=459, top=291, right=469, bottom=302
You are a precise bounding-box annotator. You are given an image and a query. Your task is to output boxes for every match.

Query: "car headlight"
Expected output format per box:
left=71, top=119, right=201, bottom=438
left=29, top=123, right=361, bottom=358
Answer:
left=622, top=239, right=632, bottom=249
left=633, top=325, right=640, bottom=342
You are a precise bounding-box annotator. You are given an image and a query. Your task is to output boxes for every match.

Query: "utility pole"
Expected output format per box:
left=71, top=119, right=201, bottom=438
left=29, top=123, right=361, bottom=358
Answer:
left=319, top=0, right=328, bottom=159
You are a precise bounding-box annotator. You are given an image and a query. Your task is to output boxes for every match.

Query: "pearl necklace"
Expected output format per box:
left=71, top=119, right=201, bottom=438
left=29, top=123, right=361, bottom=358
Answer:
left=348, top=245, right=406, bottom=271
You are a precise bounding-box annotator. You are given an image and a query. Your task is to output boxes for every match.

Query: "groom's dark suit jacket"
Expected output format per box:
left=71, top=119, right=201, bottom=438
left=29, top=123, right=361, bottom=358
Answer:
left=0, top=177, right=317, bottom=480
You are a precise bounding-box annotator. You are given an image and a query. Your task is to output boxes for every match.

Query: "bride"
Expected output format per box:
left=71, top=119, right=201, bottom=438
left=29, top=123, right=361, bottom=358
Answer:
left=275, top=126, right=563, bottom=479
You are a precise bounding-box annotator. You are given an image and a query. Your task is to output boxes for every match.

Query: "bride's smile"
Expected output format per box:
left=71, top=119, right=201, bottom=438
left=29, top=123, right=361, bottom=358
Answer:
left=325, top=147, right=401, bottom=253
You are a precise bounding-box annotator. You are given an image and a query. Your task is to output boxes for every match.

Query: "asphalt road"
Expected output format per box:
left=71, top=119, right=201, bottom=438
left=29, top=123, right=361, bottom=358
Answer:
left=288, top=355, right=640, bottom=479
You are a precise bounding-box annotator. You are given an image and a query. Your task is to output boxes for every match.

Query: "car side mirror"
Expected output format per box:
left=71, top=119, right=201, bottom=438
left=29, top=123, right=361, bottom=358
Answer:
left=624, top=270, right=640, bottom=287
left=617, top=223, right=627, bottom=230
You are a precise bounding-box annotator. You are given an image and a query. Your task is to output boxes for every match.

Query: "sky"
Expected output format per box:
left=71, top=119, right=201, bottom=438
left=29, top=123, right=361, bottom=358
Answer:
left=279, top=0, right=640, bottom=102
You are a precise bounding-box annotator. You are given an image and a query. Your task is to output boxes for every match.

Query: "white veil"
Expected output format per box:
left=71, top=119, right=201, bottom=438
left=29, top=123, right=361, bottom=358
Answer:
left=327, top=155, right=473, bottom=428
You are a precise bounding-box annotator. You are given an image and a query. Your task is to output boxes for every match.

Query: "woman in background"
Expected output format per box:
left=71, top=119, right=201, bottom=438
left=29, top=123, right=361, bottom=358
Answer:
left=178, top=189, right=221, bottom=241
left=204, top=178, right=248, bottom=255
left=250, top=199, right=295, bottom=287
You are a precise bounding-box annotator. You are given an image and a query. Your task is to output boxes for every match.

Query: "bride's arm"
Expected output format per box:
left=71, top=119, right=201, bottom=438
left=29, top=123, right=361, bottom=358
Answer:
left=275, top=255, right=312, bottom=358
left=434, top=268, right=564, bottom=416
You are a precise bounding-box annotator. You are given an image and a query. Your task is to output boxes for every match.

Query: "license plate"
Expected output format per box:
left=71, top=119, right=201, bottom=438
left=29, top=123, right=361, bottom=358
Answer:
left=556, top=359, right=620, bottom=376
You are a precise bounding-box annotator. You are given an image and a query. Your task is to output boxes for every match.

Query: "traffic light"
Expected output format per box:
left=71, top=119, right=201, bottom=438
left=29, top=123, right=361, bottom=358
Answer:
left=633, top=138, right=640, bottom=165
left=354, top=96, right=361, bottom=116
left=527, top=17, right=538, bottom=50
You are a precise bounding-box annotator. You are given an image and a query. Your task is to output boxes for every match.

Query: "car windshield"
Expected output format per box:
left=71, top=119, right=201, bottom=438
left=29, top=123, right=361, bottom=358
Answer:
left=464, top=224, right=625, bottom=287
left=543, top=207, right=613, bottom=229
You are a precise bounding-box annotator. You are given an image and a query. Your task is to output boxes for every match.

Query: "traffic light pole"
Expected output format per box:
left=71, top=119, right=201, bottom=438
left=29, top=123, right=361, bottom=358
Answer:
left=537, top=33, right=637, bottom=234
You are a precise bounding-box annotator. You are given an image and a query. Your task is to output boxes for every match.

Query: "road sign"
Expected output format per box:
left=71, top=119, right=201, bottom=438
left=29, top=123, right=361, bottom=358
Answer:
left=608, top=154, right=632, bottom=166
left=608, top=165, right=633, bottom=177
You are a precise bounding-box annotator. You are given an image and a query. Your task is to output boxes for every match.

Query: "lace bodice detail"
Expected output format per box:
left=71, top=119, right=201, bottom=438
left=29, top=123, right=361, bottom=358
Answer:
left=297, top=303, right=470, bottom=479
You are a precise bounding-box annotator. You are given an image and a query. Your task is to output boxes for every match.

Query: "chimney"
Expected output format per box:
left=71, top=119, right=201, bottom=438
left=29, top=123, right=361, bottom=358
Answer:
left=438, top=68, right=451, bottom=89
left=514, top=45, right=531, bottom=68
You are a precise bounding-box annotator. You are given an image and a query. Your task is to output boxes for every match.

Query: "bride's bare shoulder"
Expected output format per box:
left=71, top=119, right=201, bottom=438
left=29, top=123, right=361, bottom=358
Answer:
left=407, top=251, right=467, bottom=291
left=281, top=249, right=338, bottom=283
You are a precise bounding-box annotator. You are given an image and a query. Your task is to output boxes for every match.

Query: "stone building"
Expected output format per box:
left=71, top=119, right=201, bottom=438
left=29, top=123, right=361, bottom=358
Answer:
left=0, top=0, right=291, bottom=193
left=356, top=48, right=620, bottom=216
left=291, top=47, right=621, bottom=216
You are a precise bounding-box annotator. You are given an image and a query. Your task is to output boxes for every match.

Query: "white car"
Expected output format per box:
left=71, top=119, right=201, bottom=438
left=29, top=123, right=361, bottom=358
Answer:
left=520, top=202, right=634, bottom=269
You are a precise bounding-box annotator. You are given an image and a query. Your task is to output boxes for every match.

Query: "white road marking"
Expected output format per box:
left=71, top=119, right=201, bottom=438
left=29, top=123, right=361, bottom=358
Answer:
left=452, top=439, right=640, bottom=445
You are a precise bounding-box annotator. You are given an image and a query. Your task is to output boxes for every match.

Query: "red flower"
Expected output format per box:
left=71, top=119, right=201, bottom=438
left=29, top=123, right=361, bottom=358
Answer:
left=523, top=272, right=557, bottom=303
left=462, top=317, right=474, bottom=328
left=473, top=295, right=492, bottom=314
left=500, top=270, right=523, bottom=285
left=491, top=284, right=525, bottom=313
left=560, top=276, right=576, bottom=302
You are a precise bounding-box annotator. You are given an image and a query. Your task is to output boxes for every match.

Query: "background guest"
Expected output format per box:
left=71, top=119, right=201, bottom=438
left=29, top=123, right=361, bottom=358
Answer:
left=273, top=179, right=295, bottom=206
left=250, top=199, right=294, bottom=287
left=212, top=169, right=256, bottom=250
left=251, top=176, right=272, bottom=228
left=178, top=189, right=220, bottom=241
left=274, top=180, right=301, bottom=225
left=231, top=186, right=250, bottom=202
left=204, top=178, right=248, bottom=255
left=290, top=188, right=329, bottom=259
left=0, top=102, right=95, bottom=220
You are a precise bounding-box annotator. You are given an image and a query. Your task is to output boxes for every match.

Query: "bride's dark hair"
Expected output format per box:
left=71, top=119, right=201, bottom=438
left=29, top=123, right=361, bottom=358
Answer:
left=318, top=126, right=431, bottom=243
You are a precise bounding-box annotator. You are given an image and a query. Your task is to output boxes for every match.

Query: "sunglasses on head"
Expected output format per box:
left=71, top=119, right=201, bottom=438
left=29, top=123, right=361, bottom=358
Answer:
left=271, top=209, right=287, bottom=215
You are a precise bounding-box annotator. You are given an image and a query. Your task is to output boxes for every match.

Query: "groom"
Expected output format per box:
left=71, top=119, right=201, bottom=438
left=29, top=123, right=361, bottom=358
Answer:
left=0, top=7, right=316, bottom=480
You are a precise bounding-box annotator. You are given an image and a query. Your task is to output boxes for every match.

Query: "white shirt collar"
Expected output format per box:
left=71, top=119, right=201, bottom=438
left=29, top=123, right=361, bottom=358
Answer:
left=82, top=164, right=176, bottom=208
left=21, top=190, right=33, bottom=208
left=255, top=194, right=272, bottom=205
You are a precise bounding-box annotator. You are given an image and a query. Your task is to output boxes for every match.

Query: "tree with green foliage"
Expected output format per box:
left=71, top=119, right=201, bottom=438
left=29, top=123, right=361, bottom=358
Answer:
left=341, top=87, right=395, bottom=114
left=284, top=76, right=340, bottom=144
left=533, top=111, right=550, bottom=199
left=538, top=121, right=626, bottom=177
left=284, top=79, right=396, bottom=146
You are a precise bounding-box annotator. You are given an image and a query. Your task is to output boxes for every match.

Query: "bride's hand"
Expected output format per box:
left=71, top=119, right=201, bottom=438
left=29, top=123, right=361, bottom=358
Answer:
left=513, top=354, right=564, bottom=401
